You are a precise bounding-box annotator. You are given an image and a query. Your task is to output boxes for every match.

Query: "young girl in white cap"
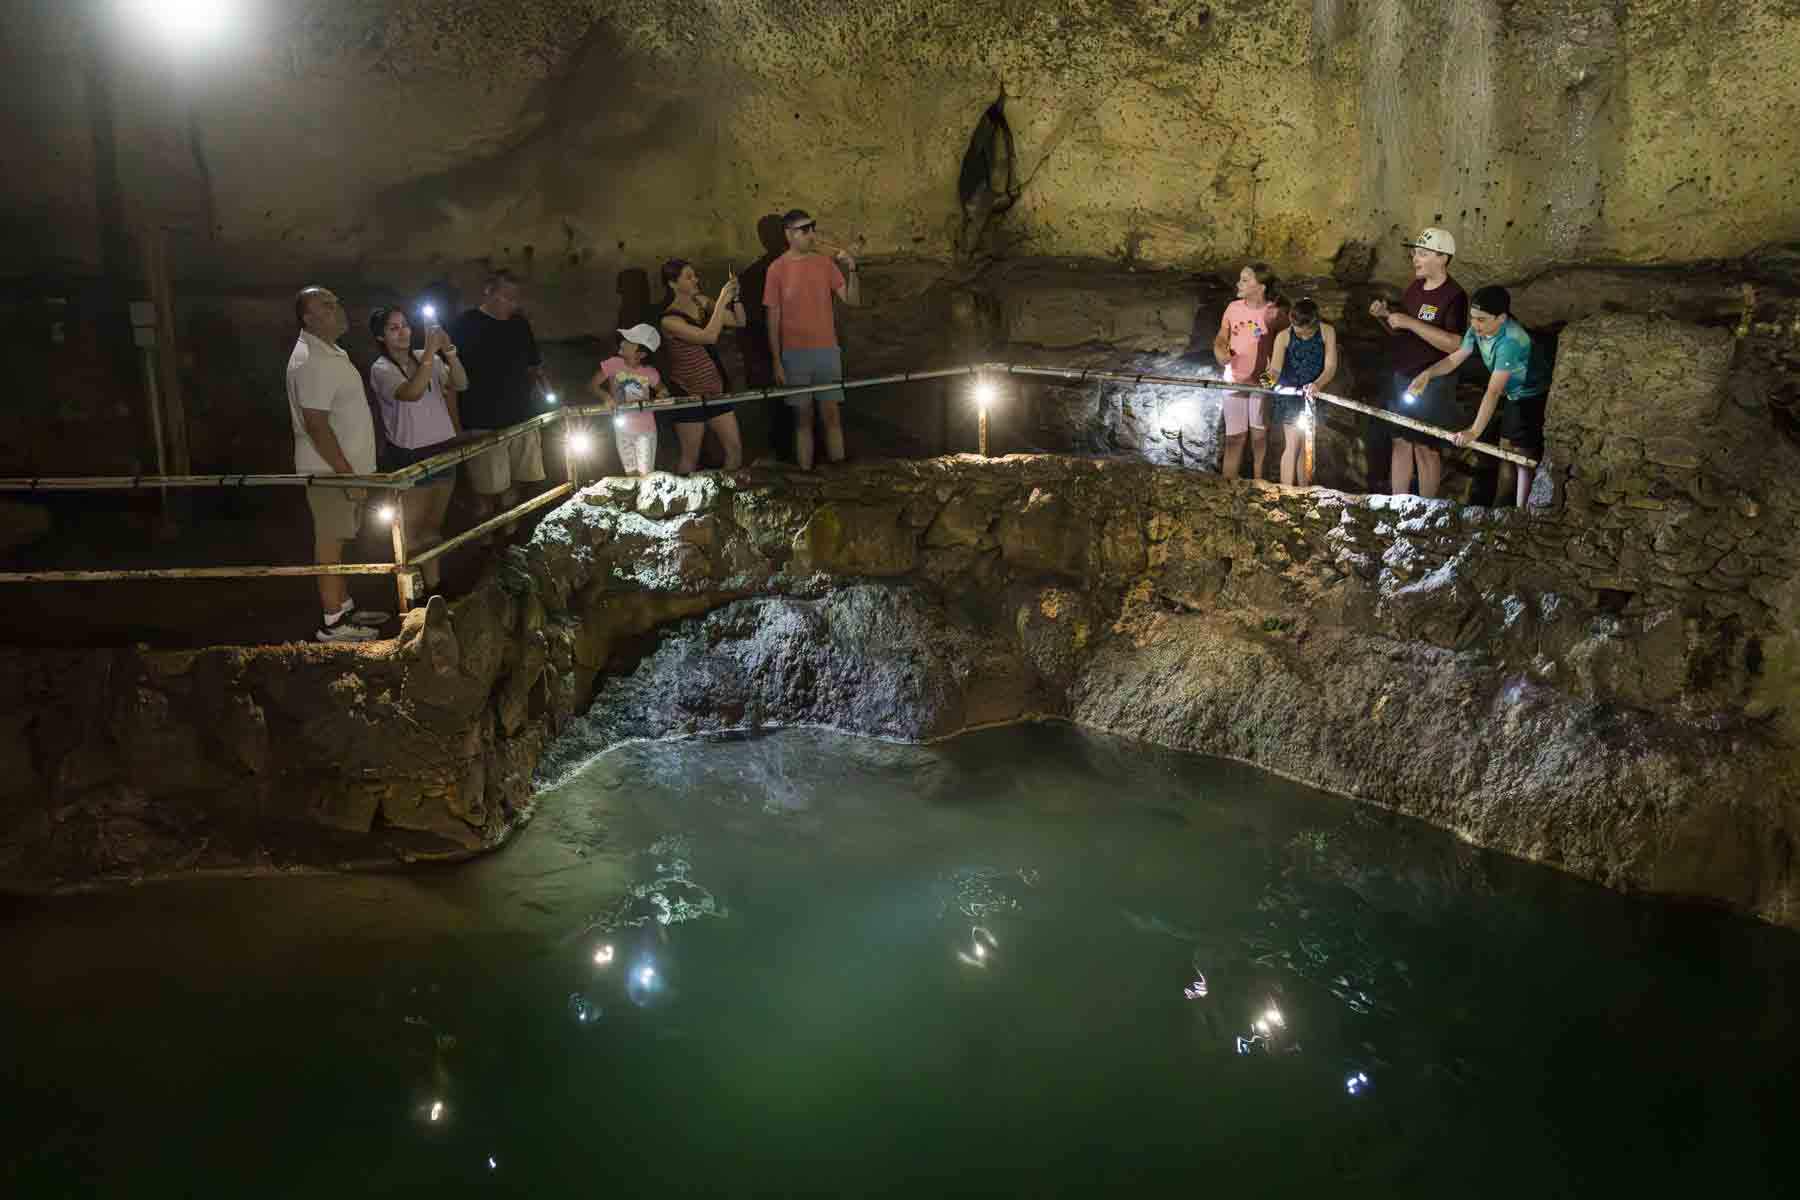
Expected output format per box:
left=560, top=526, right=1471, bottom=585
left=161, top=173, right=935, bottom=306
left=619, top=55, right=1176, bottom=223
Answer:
left=589, top=324, right=670, bottom=477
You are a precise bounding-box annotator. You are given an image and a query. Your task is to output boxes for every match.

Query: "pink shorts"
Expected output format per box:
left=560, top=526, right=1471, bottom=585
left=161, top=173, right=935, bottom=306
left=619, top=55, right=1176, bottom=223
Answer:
left=1222, top=391, right=1266, bottom=437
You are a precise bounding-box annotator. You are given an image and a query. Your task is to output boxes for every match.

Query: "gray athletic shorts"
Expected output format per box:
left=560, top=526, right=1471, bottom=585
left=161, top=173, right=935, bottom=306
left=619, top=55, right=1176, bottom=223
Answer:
left=780, top=347, right=845, bottom=409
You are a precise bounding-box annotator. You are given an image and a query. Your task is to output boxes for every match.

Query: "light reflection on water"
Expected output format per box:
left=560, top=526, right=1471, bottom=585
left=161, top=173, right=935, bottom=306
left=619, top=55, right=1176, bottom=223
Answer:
left=2, top=723, right=1799, bottom=1195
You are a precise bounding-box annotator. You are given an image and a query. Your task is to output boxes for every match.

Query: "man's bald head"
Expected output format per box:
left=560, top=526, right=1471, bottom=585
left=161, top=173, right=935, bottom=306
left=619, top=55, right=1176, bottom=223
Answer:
left=294, top=286, right=347, bottom=341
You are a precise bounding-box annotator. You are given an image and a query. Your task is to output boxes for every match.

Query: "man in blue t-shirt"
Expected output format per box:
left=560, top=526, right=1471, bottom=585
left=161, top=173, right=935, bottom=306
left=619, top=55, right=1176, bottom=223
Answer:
left=1406, top=285, right=1548, bottom=508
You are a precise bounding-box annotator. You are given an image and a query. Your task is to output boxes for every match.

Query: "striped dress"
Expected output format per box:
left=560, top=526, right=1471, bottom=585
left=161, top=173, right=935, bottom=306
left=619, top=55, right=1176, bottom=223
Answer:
left=664, top=300, right=725, bottom=399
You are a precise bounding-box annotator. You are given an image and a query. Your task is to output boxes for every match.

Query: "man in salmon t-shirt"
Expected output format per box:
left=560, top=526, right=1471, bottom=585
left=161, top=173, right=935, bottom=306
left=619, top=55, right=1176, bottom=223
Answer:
left=764, top=208, right=863, bottom=470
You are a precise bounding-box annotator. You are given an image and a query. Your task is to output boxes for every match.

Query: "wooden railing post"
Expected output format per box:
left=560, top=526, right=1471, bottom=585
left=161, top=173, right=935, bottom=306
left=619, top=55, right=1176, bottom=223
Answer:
left=388, top=500, right=414, bottom=613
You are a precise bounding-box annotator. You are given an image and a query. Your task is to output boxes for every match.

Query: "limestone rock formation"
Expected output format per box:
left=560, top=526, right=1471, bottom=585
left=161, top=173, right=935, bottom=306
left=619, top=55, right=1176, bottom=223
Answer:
left=9, top=0, right=1800, bottom=319
left=5, top=314, right=1800, bottom=926
left=4, top=0, right=1799, bottom=498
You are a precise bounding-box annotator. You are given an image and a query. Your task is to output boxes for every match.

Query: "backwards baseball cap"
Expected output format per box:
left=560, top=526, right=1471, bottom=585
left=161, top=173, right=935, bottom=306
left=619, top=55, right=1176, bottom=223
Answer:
left=618, top=323, right=661, bottom=352
left=782, top=208, right=815, bottom=230
left=1403, top=227, right=1457, bottom=257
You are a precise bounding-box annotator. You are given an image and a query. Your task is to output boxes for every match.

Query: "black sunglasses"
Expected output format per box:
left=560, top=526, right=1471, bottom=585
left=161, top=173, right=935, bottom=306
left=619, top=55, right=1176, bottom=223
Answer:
left=788, top=222, right=817, bottom=234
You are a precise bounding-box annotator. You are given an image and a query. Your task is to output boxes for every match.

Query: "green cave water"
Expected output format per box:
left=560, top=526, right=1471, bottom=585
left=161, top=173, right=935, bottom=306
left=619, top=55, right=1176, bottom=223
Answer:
left=3, top=724, right=1796, bottom=1196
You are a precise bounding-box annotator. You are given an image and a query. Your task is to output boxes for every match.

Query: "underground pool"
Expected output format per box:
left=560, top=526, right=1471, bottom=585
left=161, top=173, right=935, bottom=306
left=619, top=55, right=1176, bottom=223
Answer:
left=3, top=723, right=1796, bottom=1196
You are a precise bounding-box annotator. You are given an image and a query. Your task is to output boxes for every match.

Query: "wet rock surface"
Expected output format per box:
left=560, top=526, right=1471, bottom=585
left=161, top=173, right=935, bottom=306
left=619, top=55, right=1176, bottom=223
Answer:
left=4, top=313, right=1800, bottom=927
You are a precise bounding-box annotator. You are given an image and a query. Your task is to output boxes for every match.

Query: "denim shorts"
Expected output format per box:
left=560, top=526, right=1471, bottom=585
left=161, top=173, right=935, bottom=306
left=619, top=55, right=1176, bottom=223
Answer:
left=382, top=438, right=459, bottom=484
left=780, top=347, right=844, bottom=409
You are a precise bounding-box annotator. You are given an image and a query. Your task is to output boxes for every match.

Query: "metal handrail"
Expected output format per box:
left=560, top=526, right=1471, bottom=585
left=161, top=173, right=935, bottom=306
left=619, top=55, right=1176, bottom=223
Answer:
left=991, top=364, right=1540, bottom=469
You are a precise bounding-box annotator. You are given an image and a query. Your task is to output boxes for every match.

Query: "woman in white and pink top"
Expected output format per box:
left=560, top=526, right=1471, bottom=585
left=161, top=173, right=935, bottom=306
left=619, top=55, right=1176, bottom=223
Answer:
left=589, top=324, right=669, bottom=477
left=369, top=306, right=467, bottom=588
left=1210, top=263, right=1286, bottom=481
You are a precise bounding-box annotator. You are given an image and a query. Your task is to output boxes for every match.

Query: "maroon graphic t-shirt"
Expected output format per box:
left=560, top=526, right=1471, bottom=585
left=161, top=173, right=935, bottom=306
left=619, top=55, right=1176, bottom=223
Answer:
left=1389, top=277, right=1469, bottom=375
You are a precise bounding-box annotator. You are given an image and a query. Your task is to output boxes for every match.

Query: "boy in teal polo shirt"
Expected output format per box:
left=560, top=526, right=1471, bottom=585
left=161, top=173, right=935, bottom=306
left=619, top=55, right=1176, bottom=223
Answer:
left=1408, top=285, right=1548, bottom=507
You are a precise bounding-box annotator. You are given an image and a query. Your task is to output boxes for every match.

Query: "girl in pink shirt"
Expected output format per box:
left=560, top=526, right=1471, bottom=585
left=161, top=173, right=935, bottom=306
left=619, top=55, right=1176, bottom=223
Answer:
left=589, top=325, right=669, bottom=477
left=1210, top=263, right=1286, bottom=480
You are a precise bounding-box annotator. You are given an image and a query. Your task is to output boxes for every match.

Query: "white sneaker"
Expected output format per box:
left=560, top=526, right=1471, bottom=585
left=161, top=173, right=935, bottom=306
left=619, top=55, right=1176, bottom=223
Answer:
left=347, top=608, right=391, bottom=627
left=317, top=620, right=379, bottom=643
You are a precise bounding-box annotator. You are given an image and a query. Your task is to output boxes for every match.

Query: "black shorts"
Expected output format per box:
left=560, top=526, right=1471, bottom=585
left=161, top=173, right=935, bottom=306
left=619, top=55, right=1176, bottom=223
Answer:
left=1501, top=392, right=1547, bottom=453
left=1386, top=371, right=1460, bottom=449
left=381, top=437, right=458, bottom=482
left=671, top=353, right=733, bottom=424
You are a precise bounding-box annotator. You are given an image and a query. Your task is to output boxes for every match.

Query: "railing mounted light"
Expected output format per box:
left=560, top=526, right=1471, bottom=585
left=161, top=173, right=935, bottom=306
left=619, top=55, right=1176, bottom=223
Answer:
left=974, top=374, right=997, bottom=457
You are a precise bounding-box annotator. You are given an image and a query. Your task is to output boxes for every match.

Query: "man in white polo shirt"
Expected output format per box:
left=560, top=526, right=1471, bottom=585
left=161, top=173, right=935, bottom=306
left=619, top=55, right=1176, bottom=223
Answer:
left=287, top=285, right=387, bottom=642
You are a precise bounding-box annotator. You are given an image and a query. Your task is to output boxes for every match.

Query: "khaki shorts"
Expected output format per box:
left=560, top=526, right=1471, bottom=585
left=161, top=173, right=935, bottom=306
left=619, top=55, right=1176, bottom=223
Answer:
left=464, top=428, right=546, bottom=496
left=1222, top=390, right=1265, bottom=436
left=306, top=485, right=362, bottom=543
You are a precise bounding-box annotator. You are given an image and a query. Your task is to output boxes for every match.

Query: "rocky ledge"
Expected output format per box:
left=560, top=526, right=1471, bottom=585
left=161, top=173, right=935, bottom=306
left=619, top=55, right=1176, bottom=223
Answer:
left=2, top=314, right=1797, bottom=925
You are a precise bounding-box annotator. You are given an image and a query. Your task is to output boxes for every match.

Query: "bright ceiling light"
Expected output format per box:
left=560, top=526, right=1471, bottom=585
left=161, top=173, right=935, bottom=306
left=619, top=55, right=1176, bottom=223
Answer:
left=119, top=0, right=237, bottom=46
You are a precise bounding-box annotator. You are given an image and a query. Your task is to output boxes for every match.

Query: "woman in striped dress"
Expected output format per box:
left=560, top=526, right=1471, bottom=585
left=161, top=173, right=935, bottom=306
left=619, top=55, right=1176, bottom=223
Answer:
left=658, top=259, right=746, bottom=473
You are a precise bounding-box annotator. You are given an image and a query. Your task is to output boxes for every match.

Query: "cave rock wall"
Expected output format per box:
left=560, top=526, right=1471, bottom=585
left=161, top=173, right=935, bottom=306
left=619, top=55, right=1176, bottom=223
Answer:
left=7, top=0, right=1799, bottom=318
left=3, top=315, right=1799, bottom=925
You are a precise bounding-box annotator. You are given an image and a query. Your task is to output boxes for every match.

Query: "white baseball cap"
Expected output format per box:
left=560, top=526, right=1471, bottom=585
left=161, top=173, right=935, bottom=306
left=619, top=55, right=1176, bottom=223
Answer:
left=1403, top=227, right=1457, bottom=257
left=618, top=323, right=661, bottom=352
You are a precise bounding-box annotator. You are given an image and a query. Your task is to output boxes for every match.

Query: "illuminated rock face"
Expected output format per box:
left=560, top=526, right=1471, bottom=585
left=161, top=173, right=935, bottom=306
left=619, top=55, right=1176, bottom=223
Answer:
left=7, top=1, right=1800, bottom=330
left=8, top=1, right=1800, bottom=480
left=9, top=5, right=1800, bottom=897
left=3, top=315, right=1799, bottom=924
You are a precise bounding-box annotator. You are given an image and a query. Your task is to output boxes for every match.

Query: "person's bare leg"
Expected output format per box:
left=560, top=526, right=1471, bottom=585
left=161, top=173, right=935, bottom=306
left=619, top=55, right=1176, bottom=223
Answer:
left=1222, top=432, right=1246, bottom=480
left=625, top=434, right=655, bottom=478
left=1415, top=446, right=1442, bottom=499
left=819, top=398, right=845, bottom=463
left=315, top=534, right=347, bottom=616
left=1279, top=428, right=1299, bottom=486
left=1249, top=426, right=1268, bottom=481
left=418, top=484, right=453, bottom=590
left=425, top=483, right=453, bottom=541
left=1389, top=439, right=1414, bottom=495
left=494, top=483, right=522, bottom=536
left=400, top=488, right=428, bottom=546
left=1515, top=462, right=1532, bottom=508
left=794, top=399, right=816, bottom=470
left=470, top=457, right=498, bottom=519
left=710, top=412, right=743, bottom=471
left=675, top=422, right=705, bottom=474
left=1302, top=428, right=1315, bottom=487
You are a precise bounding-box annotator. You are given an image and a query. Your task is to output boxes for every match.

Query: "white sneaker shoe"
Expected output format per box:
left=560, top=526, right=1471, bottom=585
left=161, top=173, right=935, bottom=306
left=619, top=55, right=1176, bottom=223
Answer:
left=325, top=600, right=391, bottom=628
left=317, top=619, right=379, bottom=643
